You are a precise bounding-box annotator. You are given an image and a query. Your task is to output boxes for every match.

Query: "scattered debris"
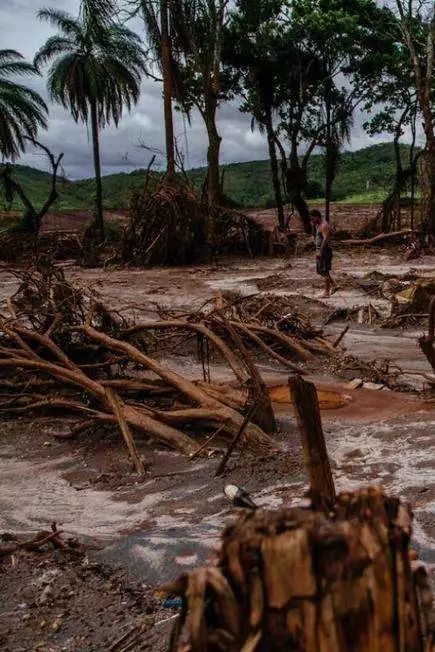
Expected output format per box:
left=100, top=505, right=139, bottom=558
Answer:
left=224, top=484, right=257, bottom=510
left=346, top=377, right=364, bottom=390
left=0, top=262, right=280, bottom=469
left=0, top=524, right=85, bottom=558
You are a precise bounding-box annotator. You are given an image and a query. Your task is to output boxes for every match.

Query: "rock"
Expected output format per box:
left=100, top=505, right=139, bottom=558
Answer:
left=37, top=585, right=53, bottom=606
left=362, top=382, right=385, bottom=391
left=346, top=378, right=364, bottom=390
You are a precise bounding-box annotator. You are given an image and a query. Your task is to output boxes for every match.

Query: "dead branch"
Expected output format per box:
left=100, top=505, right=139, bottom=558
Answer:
left=104, top=387, right=146, bottom=476
left=341, top=229, right=413, bottom=246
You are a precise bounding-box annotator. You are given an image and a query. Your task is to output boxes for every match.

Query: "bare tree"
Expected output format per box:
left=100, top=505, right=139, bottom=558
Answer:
left=0, top=138, right=64, bottom=234
left=395, top=0, right=435, bottom=232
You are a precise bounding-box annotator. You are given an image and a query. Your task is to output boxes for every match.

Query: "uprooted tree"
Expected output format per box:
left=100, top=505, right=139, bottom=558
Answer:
left=122, top=178, right=270, bottom=265
left=0, top=262, right=338, bottom=470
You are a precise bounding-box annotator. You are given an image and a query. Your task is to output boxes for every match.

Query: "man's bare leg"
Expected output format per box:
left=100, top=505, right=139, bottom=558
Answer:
left=322, top=276, right=331, bottom=297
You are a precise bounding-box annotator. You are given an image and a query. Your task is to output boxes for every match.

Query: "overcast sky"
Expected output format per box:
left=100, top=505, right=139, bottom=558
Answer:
left=0, top=0, right=416, bottom=179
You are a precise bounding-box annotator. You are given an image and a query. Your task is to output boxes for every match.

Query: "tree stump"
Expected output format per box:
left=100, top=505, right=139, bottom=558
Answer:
left=165, top=488, right=434, bottom=651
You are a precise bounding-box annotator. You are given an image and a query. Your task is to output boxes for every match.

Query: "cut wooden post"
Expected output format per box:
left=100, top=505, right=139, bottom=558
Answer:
left=105, top=387, right=145, bottom=476
left=419, top=297, right=435, bottom=371
left=288, top=375, right=336, bottom=510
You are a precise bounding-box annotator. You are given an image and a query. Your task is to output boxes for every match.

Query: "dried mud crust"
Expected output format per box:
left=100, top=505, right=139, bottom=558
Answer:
left=0, top=550, right=168, bottom=652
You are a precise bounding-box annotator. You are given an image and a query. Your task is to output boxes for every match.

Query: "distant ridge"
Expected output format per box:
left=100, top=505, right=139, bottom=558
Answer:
left=2, top=142, right=416, bottom=211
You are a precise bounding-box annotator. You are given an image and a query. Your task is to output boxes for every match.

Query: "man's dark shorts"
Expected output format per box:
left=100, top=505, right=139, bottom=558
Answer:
left=316, top=246, right=333, bottom=277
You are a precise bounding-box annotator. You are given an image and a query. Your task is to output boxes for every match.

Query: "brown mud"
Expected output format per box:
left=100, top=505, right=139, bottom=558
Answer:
left=0, top=205, right=434, bottom=649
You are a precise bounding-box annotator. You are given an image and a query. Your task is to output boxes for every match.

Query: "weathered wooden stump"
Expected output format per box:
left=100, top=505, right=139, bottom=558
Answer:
left=165, top=488, right=434, bottom=651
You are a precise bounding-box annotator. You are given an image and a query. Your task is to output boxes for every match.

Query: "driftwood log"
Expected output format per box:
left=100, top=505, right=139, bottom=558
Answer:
left=340, top=229, right=413, bottom=246
left=165, top=488, right=435, bottom=651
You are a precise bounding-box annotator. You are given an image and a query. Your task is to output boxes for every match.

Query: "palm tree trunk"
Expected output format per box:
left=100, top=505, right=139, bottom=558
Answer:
left=265, top=105, right=285, bottom=230
left=90, top=99, right=104, bottom=240
left=161, top=0, right=175, bottom=179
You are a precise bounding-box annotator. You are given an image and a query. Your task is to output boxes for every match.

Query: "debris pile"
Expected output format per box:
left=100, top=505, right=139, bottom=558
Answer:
left=0, top=524, right=85, bottom=558
left=0, top=262, right=280, bottom=471
left=155, top=292, right=334, bottom=372
left=122, top=180, right=269, bottom=266
left=122, top=181, right=205, bottom=266
left=0, top=231, right=84, bottom=264
left=164, top=487, right=435, bottom=651
left=326, top=272, right=435, bottom=329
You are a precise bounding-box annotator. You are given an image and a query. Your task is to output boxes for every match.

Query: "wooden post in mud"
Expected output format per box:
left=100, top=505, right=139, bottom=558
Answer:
left=166, top=488, right=434, bottom=652
left=419, top=296, right=435, bottom=372
left=288, top=375, right=336, bottom=511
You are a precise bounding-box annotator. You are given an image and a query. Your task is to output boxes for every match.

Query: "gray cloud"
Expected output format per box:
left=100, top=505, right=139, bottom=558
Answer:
left=1, top=0, right=419, bottom=179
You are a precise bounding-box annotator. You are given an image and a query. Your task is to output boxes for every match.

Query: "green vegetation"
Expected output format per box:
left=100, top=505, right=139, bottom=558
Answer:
left=0, top=142, right=419, bottom=214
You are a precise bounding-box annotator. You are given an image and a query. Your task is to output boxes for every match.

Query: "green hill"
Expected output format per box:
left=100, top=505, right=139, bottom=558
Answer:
left=0, top=142, right=415, bottom=213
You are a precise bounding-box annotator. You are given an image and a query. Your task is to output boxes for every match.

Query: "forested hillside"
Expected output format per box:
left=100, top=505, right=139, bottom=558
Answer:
left=1, top=142, right=415, bottom=212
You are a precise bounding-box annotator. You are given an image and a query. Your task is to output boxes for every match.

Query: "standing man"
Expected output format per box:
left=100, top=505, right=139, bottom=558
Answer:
left=309, top=209, right=338, bottom=298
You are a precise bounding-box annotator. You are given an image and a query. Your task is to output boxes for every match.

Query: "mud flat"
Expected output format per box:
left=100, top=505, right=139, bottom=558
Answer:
left=0, top=244, right=434, bottom=648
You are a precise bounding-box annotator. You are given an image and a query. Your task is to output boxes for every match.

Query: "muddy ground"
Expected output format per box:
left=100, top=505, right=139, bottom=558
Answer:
left=0, top=205, right=434, bottom=650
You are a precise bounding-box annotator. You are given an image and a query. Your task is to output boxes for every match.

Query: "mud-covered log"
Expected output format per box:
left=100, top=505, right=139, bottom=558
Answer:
left=167, top=488, right=434, bottom=651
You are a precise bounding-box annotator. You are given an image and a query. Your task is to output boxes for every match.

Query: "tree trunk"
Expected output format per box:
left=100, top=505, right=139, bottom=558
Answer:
left=420, top=142, right=435, bottom=234
left=161, top=0, right=175, bottom=179
left=265, top=105, right=285, bottom=230
left=324, top=72, right=333, bottom=223
left=286, top=138, right=312, bottom=234
left=324, top=143, right=337, bottom=225
left=205, top=101, right=222, bottom=208
left=168, top=488, right=432, bottom=651
left=90, top=99, right=104, bottom=241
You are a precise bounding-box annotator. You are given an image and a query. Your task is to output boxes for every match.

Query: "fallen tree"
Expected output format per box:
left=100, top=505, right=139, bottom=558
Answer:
left=0, top=263, right=281, bottom=470
left=340, top=229, right=413, bottom=246
left=148, top=293, right=334, bottom=370
left=164, top=487, right=435, bottom=651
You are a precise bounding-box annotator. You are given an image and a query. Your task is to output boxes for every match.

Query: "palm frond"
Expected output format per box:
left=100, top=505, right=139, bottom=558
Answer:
left=37, top=8, right=146, bottom=128
left=37, top=8, right=83, bottom=39
left=34, top=36, right=76, bottom=70
left=0, top=49, right=47, bottom=159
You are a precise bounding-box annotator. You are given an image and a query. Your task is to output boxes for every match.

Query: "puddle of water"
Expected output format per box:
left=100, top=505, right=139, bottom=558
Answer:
left=269, top=385, right=349, bottom=410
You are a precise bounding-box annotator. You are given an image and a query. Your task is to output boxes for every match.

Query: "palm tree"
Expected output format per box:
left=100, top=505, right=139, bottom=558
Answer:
left=0, top=49, right=47, bottom=160
left=34, top=7, right=147, bottom=239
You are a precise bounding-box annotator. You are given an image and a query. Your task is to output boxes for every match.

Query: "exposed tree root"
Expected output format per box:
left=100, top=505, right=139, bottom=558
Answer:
left=0, top=263, right=338, bottom=470
left=0, top=263, right=281, bottom=469
left=122, top=180, right=269, bottom=266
